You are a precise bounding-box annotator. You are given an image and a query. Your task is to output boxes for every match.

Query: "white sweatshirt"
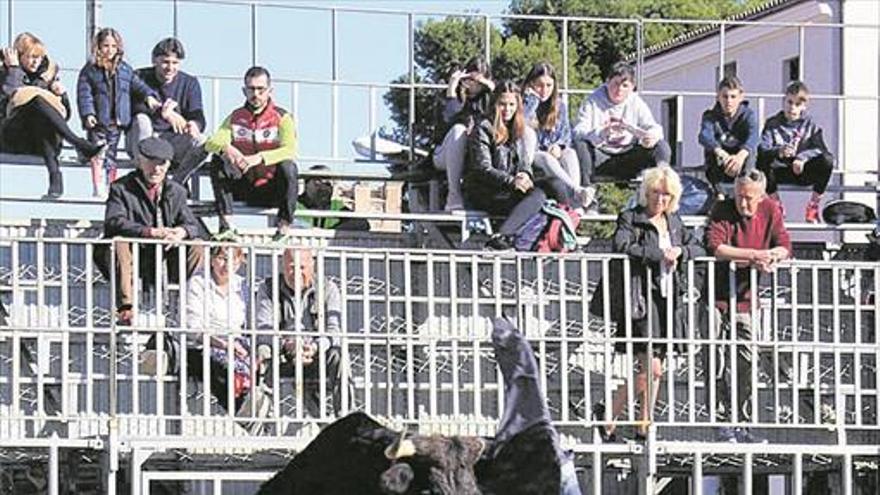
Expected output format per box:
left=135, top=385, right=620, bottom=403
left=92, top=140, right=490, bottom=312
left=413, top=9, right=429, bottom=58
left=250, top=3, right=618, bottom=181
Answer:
left=572, top=83, right=663, bottom=154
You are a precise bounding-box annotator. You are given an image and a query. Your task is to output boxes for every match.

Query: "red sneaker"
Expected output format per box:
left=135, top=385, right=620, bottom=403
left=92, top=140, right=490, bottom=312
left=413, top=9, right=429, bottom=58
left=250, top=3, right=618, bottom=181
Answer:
left=804, top=199, right=821, bottom=223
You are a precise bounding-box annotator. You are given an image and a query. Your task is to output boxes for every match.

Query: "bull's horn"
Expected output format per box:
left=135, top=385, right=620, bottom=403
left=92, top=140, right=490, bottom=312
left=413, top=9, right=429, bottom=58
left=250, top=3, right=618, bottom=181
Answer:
left=384, top=435, right=416, bottom=459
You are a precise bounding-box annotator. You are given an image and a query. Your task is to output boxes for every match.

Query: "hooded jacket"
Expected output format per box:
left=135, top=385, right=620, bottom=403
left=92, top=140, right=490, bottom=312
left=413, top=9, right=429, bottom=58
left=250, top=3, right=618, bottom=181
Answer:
left=698, top=100, right=759, bottom=155
left=759, top=110, right=831, bottom=163
left=572, top=83, right=663, bottom=154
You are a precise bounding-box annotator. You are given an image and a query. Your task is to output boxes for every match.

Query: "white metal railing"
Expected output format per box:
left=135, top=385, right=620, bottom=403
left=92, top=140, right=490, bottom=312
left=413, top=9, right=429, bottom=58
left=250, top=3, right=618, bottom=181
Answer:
left=1, top=237, right=877, bottom=444
left=3, top=0, right=878, bottom=169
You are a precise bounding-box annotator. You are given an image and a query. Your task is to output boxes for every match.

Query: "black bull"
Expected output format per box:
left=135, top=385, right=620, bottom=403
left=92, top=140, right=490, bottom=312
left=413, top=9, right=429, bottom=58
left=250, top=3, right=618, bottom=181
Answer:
left=258, top=318, right=577, bottom=495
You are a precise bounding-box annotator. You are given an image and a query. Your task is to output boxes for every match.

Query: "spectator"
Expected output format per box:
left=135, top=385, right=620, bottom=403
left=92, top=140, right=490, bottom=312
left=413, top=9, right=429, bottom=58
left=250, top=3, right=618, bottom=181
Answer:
left=595, top=166, right=704, bottom=441
left=204, top=66, right=298, bottom=240
left=432, top=56, right=494, bottom=211
left=523, top=61, right=593, bottom=209
left=698, top=76, right=759, bottom=196
left=0, top=32, right=104, bottom=198
left=463, top=80, right=569, bottom=250
left=757, top=81, right=833, bottom=223
left=130, top=37, right=208, bottom=184
left=705, top=169, right=791, bottom=443
left=255, top=247, right=343, bottom=417
left=296, top=165, right=370, bottom=231
left=77, top=27, right=160, bottom=197
left=95, top=137, right=204, bottom=325
left=185, top=242, right=255, bottom=414
left=572, top=62, right=670, bottom=185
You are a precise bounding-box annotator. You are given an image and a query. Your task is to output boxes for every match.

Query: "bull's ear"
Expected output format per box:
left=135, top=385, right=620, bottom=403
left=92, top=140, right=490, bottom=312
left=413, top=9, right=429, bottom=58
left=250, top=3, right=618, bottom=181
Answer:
left=384, top=433, right=416, bottom=459
left=462, top=437, right=486, bottom=465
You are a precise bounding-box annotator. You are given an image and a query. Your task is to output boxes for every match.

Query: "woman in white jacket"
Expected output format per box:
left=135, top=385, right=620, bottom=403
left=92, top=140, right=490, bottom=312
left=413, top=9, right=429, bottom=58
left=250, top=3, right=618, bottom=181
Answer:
left=186, top=243, right=254, bottom=413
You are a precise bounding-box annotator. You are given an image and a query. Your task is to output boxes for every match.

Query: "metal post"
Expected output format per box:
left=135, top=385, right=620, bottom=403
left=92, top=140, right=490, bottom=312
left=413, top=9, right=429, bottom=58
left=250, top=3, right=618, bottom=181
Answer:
left=332, top=8, right=339, bottom=158
left=6, top=0, right=12, bottom=46
left=842, top=453, right=853, bottom=495
left=692, top=453, right=703, bottom=495
left=86, top=0, right=101, bottom=51
left=793, top=453, right=803, bottom=495
left=48, top=435, right=59, bottom=495
left=407, top=12, right=415, bottom=156
left=636, top=19, right=644, bottom=89
left=483, top=14, right=491, bottom=62
left=562, top=19, right=569, bottom=102
left=172, top=0, right=179, bottom=38
left=250, top=2, right=258, bottom=65
left=743, top=452, right=753, bottom=495
left=798, top=25, right=805, bottom=81
left=369, top=86, right=377, bottom=160
left=718, top=22, right=726, bottom=82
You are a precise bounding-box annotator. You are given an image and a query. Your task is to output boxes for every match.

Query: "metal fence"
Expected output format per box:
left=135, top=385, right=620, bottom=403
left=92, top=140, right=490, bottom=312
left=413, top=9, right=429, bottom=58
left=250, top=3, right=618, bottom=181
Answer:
left=2, top=0, right=878, bottom=168
left=0, top=236, right=878, bottom=493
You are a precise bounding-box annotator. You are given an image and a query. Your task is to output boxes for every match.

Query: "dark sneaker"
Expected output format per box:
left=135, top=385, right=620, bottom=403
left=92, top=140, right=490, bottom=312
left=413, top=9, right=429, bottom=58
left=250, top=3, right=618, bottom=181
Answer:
left=718, top=426, right=738, bottom=443
left=485, top=234, right=514, bottom=251
left=735, top=428, right=767, bottom=444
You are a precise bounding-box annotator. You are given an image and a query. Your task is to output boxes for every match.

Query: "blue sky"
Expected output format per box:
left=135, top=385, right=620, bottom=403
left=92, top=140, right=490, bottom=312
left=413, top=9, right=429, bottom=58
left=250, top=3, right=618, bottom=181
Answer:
left=0, top=0, right=507, bottom=220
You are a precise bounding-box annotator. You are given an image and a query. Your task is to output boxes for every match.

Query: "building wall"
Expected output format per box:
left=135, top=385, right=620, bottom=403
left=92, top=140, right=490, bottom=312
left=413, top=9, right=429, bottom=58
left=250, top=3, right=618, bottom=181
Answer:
left=639, top=1, right=842, bottom=172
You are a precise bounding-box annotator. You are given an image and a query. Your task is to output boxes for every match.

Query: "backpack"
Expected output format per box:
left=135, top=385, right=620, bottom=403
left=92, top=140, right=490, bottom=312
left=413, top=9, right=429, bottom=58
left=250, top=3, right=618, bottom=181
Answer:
left=678, top=175, right=714, bottom=215
left=822, top=200, right=877, bottom=225
left=513, top=200, right=581, bottom=252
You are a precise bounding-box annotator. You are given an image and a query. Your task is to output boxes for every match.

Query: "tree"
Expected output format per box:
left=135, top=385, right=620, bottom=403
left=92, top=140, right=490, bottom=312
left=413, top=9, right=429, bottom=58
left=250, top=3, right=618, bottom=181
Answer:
left=383, top=0, right=764, bottom=236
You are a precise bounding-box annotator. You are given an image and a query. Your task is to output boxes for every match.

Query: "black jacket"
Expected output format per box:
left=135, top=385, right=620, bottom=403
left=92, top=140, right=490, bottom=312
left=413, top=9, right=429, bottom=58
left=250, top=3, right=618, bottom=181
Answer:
left=601, top=206, right=705, bottom=329
left=103, top=170, right=201, bottom=240
left=463, top=117, right=532, bottom=197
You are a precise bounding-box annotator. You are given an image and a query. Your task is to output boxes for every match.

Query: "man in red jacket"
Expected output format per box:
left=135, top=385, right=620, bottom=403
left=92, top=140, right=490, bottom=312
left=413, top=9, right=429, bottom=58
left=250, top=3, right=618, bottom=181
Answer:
left=204, top=66, right=298, bottom=240
left=705, top=169, right=791, bottom=445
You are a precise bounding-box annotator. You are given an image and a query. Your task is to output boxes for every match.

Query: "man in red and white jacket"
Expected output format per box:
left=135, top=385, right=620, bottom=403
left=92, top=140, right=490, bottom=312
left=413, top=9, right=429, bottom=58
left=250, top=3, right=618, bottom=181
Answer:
left=205, top=66, right=298, bottom=239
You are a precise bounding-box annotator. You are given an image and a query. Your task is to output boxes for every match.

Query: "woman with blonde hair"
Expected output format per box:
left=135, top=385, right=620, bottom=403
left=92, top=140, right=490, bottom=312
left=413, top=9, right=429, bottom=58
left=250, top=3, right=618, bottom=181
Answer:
left=593, top=166, right=704, bottom=441
left=0, top=32, right=104, bottom=197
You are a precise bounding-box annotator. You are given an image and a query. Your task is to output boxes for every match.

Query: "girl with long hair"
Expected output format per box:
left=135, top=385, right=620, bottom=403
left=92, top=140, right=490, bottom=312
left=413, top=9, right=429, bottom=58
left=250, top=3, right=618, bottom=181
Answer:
left=462, top=80, right=568, bottom=249
left=523, top=61, right=593, bottom=208
left=77, top=28, right=160, bottom=197
left=432, top=55, right=494, bottom=211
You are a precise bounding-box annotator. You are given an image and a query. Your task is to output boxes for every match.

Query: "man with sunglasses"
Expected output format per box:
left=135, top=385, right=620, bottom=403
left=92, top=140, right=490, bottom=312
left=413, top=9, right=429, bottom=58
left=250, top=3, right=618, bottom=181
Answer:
left=204, top=66, right=299, bottom=240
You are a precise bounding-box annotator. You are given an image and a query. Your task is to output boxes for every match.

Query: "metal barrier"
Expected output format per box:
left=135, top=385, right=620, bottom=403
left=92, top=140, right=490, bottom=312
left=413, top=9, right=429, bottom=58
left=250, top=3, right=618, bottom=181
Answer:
left=0, top=236, right=878, bottom=493
left=3, top=0, right=877, bottom=168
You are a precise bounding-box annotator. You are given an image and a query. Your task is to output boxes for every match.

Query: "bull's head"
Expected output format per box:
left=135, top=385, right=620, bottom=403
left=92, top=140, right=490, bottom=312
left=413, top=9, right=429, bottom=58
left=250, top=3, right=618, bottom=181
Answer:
left=381, top=432, right=485, bottom=495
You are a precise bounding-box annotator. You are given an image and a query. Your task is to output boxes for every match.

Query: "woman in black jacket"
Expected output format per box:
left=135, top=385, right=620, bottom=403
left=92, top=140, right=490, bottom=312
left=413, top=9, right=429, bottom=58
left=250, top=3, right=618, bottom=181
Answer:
left=595, top=166, right=704, bottom=441
left=463, top=80, right=569, bottom=249
left=0, top=32, right=103, bottom=197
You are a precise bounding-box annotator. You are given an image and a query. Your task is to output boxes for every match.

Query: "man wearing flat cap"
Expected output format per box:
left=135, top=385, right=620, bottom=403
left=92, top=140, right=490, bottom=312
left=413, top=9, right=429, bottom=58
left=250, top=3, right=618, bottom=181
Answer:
left=96, top=136, right=204, bottom=324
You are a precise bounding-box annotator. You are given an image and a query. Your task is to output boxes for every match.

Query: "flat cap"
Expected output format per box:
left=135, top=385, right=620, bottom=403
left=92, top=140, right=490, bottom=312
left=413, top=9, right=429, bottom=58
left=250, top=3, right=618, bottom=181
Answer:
left=138, top=137, right=174, bottom=162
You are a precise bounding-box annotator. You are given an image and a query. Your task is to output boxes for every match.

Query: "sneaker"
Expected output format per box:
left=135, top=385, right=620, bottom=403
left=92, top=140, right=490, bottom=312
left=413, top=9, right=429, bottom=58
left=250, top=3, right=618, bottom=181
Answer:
left=717, top=426, right=738, bottom=443
left=213, top=228, right=240, bottom=242
left=271, top=229, right=293, bottom=243
left=578, top=186, right=596, bottom=209
left=485, top=234, right=514, bottom=251
left=735, top=427, right=767, bottom=444
left=804, top=199, right=821, bottom=223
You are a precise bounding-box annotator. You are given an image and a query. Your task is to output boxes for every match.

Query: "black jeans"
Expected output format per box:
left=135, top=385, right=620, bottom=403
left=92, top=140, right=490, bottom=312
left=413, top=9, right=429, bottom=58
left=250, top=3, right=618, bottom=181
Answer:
left=1, top=96, right=97, bottom=175
left=575, top=139, right=672, bottom=185
left=209, top=155, right=299, bottom=226
left=704, top=148, right=757, bottom=190
left=757, top=152, right=833, bottom=194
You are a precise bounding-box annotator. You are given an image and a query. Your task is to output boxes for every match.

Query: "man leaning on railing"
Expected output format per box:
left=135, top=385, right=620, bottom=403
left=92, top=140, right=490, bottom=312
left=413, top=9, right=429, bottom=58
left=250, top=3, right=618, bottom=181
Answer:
left=705, top=169, right=791, bottom=444
left=95, top=136, right=205, bottom=325
left=254, top=247, right=343, bottom=418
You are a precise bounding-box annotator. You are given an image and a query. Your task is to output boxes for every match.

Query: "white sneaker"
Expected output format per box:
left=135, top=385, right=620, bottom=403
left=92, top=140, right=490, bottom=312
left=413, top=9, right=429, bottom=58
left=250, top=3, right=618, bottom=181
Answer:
left=579, top=186, right=596, bottom=209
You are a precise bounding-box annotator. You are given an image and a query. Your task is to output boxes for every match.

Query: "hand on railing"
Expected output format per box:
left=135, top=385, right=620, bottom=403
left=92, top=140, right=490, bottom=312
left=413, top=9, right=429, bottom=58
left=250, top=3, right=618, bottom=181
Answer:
left=282, top=337, right=318, bottom=365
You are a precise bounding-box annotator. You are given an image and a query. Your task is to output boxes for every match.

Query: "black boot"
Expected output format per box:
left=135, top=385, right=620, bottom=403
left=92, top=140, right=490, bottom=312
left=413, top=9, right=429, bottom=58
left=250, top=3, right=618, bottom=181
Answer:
left=44, top=172, right=63, bottom=199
